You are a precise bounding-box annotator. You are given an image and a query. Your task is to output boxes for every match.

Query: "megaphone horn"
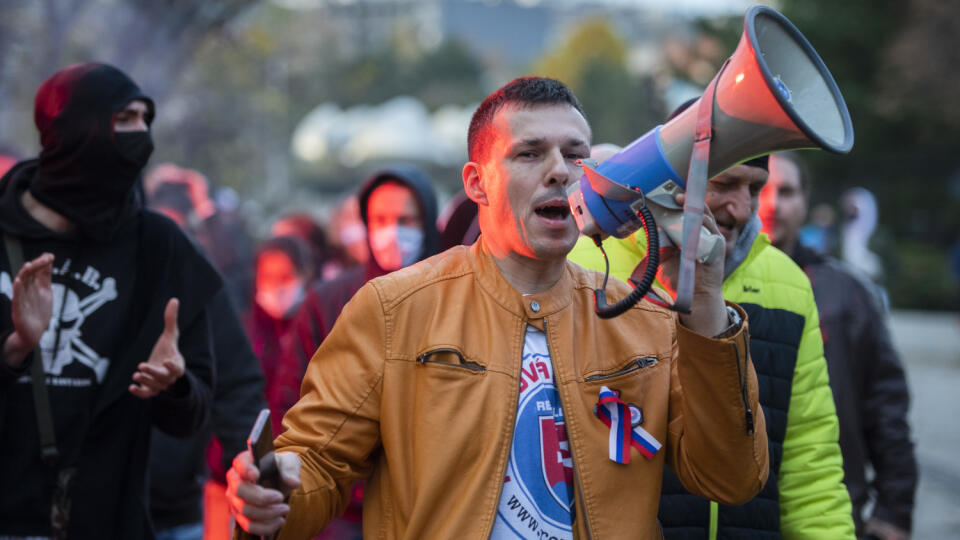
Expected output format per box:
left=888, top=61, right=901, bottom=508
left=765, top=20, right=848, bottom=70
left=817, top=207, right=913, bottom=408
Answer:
left=659, top=5, right=854, bottom=179
left=568, top=4, right=854, bottom=318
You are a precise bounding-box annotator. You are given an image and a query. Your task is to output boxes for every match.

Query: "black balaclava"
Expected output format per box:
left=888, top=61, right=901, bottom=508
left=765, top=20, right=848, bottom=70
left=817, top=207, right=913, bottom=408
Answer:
left=30, top=62, right=155, bottom=242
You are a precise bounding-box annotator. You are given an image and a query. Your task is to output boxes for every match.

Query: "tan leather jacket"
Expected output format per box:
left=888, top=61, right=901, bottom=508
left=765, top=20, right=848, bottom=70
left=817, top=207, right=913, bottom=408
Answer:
left=274, top=240, right=768, bottom=539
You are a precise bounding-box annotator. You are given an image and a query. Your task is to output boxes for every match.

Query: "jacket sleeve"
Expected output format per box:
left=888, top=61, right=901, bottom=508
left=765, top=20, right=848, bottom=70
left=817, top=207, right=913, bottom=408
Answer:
left=667, top=303, right=770, bottom=505
left=778, top=289, right=856, bottom=538
left=273, top=282, right=385, bottom=539
left=854, top=279, right=917, bottom=531
left=208, top=288, right=267, bottom=478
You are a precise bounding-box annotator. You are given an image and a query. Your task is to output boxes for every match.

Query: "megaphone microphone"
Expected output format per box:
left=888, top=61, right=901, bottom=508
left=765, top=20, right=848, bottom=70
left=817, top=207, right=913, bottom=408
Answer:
left=568, top=4, right=854, bottom=318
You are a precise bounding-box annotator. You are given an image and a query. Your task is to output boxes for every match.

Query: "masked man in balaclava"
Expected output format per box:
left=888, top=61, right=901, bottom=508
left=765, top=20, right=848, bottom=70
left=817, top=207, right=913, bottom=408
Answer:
left=0, top=62, right=219, bottom=539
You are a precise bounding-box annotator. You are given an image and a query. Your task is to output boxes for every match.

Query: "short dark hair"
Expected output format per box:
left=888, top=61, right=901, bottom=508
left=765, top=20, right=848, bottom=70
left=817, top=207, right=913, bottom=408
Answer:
left=467, top=76, right=585, bottom=162
left=773, top=151, right=811, bottom=196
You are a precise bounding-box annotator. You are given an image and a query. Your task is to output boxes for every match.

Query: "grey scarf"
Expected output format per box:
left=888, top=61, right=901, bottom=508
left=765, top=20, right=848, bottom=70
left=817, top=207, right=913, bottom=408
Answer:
left=724, top=214, right=760, bottom=279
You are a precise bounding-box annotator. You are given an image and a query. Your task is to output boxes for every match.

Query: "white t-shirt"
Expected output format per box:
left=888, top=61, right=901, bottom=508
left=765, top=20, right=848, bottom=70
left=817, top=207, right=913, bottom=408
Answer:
left=490, top=325, right=574, bottom=539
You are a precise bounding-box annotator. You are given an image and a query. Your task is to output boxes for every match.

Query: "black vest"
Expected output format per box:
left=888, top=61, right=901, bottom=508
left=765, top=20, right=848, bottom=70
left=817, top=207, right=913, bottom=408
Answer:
left=657, top=304, right=804, bottom=539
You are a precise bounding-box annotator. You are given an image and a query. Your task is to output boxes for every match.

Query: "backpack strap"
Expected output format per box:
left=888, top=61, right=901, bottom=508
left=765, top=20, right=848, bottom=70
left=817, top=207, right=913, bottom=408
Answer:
left=3, top=233, right=60, bottom=466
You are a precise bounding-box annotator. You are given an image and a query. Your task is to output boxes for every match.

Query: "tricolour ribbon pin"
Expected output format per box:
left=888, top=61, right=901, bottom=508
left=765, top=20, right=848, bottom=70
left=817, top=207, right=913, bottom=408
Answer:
left=595, top=386, right=661, bottom=464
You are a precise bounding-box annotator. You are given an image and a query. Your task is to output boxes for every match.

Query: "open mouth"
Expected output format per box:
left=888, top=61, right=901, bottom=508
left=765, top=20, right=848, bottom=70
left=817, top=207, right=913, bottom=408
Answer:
left=534, top=200, right=571, bottom=221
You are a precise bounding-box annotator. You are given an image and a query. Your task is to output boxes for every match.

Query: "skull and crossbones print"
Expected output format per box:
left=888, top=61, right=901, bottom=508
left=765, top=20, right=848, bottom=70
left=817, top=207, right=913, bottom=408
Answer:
left=2, top=261, right=117, bottom=384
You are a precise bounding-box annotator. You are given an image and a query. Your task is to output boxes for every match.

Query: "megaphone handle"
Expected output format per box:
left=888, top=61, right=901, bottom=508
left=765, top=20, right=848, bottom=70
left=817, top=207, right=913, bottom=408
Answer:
left=593, top=204, right=660, bottom=319
left=675, top=59, right=728, bottom=314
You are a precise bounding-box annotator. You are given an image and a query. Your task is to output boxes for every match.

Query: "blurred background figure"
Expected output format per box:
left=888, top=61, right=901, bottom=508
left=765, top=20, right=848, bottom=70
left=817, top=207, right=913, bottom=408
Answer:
left=841, top=186, right=883, bottom=283
left=0, top=146, right=20, bottom=177
left=272, top=166, right=438, bottom=540
left=762, top=151, right=918, bottom=540
left=143, top=163, right=266, bottom=540
left=245, top=235, right=313, bottom=427
left=326, top=195, right=370, bottom=270
left=286, top=166, right=439, bottom=370
left=145, top=163, right=255, bottom=312
left=437, top=190, right=480, bottom=251
left=271, top=211, right=345, bottom=283
left=800, top=202, right=838, bottom=255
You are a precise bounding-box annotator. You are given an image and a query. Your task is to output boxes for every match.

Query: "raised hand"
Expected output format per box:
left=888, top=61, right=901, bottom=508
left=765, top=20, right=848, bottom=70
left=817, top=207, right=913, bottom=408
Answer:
left=129, top=298, right=185, bottom=398
left=3, top=252, right=54, bottom=368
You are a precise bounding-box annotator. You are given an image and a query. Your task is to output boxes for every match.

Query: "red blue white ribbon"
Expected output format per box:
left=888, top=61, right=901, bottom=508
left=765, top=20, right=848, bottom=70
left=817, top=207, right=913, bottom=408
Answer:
left=595, top=386, right=661, bottom=464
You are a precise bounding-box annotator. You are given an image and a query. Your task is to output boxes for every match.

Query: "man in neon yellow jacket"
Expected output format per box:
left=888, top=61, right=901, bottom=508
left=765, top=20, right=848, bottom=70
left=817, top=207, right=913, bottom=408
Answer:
left=569, top=151, right=854, bottom=539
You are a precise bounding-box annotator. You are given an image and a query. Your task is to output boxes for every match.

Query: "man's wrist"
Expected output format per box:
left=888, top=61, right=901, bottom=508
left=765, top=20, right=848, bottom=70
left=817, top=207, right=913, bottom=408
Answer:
left=678, top=294, right=727, bottom=337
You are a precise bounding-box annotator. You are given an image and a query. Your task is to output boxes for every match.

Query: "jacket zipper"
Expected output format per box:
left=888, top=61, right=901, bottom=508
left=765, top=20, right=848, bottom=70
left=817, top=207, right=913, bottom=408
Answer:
left=416, top=347, right=486, bottom=372
left=731, top=339, right=754, bottom=435
left=544, top=319, right=594, bottom=540
left=584, top=357, right=658, bottom=382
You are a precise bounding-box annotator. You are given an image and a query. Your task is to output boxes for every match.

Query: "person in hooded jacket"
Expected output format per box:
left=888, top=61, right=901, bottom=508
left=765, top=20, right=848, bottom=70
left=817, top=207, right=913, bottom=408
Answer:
left=282, top=166, right=440, bottom=379
left=0, top=63, right=218, bottom=539
left=268, top=166, right=438, bottom=540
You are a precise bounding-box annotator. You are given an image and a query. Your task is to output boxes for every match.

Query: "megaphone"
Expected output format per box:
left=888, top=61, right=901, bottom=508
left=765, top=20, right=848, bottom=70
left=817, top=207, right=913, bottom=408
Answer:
left=568, top=4, right=854, bottom=317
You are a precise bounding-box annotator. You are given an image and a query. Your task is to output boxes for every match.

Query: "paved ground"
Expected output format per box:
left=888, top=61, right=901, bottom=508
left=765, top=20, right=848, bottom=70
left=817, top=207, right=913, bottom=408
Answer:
left=887, top=310, right=960, bottom=539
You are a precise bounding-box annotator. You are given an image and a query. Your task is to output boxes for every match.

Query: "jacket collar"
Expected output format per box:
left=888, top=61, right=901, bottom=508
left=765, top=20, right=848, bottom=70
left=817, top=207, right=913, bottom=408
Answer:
left=725, top=232, right=770, bottom=283
left=469, top=237, right=574, bottom=325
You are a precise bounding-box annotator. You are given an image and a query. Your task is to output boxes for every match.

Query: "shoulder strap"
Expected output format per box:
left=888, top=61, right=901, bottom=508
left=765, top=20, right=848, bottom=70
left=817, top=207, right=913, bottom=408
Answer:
left=3, top=233, right=60, bottom=466
left=674, top=58, right=729, bottom=314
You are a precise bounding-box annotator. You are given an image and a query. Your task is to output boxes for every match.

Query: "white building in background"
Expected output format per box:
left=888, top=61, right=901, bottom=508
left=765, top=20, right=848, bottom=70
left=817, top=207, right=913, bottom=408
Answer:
left=291, top=95, right=474, bottom=167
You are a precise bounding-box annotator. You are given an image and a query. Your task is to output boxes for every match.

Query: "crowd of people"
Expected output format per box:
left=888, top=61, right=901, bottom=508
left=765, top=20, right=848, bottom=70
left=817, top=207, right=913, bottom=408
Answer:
left=0, top=63, right=917, bottom=540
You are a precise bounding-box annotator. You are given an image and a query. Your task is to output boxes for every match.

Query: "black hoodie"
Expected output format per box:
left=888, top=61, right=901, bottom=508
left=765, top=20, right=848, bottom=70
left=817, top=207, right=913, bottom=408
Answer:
left=0, top=63, right=219, bottom=539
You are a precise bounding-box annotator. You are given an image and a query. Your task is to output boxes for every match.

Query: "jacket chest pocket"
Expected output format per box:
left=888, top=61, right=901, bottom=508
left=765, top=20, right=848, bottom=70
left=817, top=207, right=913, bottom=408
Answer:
left=585, top=356, right=659, bottom=383
left=581, top=355, right=669, bottom=432
left=416, top=347, right=486, bottom=373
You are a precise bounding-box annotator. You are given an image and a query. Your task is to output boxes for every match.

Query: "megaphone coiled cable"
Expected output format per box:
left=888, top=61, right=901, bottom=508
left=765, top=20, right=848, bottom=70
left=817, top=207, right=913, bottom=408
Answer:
left=592, top=204, right=659, bottom=319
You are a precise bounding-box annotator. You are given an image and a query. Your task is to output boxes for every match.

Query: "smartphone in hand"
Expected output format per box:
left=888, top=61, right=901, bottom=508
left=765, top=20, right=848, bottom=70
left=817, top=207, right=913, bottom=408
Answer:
left=247, top=408, right=281, bottom=491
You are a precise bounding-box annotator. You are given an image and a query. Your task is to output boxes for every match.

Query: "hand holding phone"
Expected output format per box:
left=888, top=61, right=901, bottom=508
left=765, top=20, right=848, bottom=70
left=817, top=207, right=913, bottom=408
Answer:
left=247, top=409, right=283, bottom=492
left=232, top=409, right=292, bottom=539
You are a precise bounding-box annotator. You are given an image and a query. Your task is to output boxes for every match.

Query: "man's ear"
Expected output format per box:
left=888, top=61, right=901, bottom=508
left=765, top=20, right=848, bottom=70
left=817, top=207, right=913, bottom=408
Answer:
left=462, top=161, right=488, bottom=206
